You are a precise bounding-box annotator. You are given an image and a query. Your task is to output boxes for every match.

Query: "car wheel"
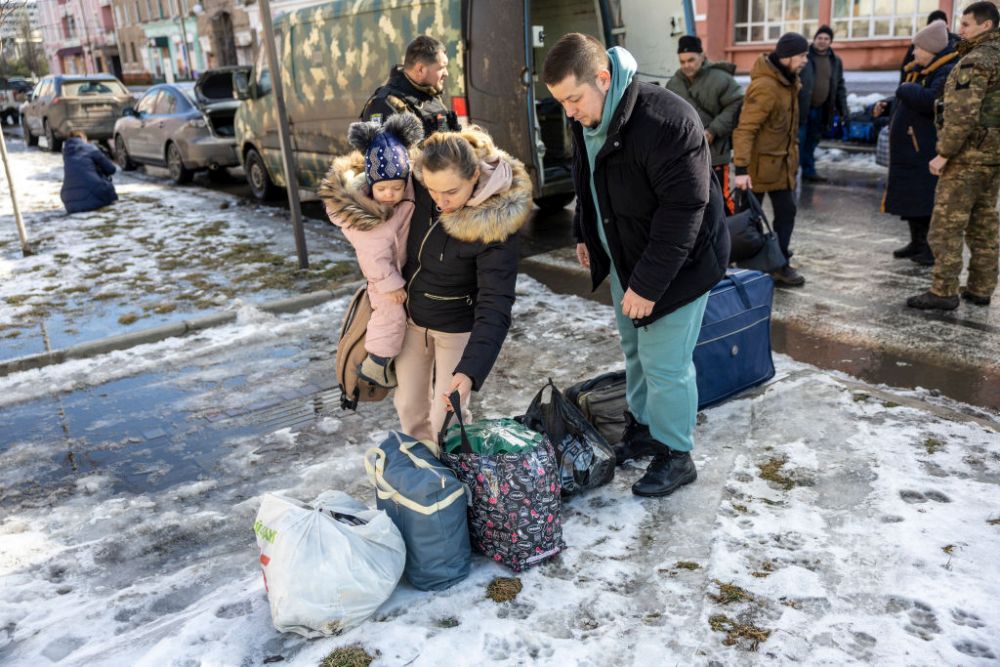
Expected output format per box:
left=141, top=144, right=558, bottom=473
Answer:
left=22, top=115, right=37, bottom=147
left=115, top=135, right=136, bottom=171
left=44, top=120, right=62, bottom=153
left=245, top=147, right=277, bottom=201
left=167, top=142, right=193, bottom=184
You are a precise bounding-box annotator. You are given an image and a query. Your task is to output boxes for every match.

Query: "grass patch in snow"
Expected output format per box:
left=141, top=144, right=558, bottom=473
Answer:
left=710, top=580, right=753, bottom=605
left=988, top=517, right=1000, bottom=526
left=675, top=561, right=701, bottom=571
left=708, top=614, right=771, bottom=650
left=924, top=437, right=945, bottom=455
left=942, top=544, right=956, bottom=555
left=435, top=617, right=460, bottom=628
left=751, top=561, right=776, bottom=578
left=319, top=645, right=377, bottom=667
left=118, top=313, right=140, bottom=325
left=486, top=576, right=523, bottom=603
left=757, top=456, right=796, bottom=491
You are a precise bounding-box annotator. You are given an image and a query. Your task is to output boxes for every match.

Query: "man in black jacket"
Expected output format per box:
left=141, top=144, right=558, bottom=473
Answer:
left=361, top=35, right=460, bottom=136
left=798, top=26, right=848, bottom=183
left=543, top=33, right=729, bottom=498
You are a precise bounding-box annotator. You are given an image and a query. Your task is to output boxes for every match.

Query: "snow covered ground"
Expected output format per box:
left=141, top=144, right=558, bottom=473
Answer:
left=2, top=277, right=998, bottom=666
left=0, top=142, right=356, bottom=362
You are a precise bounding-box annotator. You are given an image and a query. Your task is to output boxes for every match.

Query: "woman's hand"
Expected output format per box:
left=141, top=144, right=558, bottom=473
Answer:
left=873, top=101, right=887, bottom=118
left=442, top=373, right=473, bottom=411
left=576, top=243, right=590, bottom=268
left=386, top=288, right=407, bottom=305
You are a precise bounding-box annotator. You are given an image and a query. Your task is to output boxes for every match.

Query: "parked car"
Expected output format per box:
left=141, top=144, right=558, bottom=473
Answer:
left=112, top=67, right=247, bottom=184
left=21, top=74, right=132, bottom=152
left=1, top=77, right=32, bottom=125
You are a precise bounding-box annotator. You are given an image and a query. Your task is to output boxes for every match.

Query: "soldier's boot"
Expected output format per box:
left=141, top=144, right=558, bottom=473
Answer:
left=906, top=291, right=959, bottom=310
left=632, top=446, right=698, bottom=497
left=961, top=288, right=992, bottom=306
left=909, top=220, right=935, bottom=266
left=893, top=220, right=922, bottom=258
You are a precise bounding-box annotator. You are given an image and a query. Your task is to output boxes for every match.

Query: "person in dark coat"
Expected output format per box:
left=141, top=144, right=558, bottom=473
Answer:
left=392, top=126, right=532, bottom=442
left=876, top=20, right=959, bottom=266
left=543, top=33, right=729, bottom=498
left=360, top=35, right=460, bottom=136
left=798, top=25, right=848, bottom=182
left=899, top=11, right=960, bottom=82
left=60, top=131, right=118, bottom=214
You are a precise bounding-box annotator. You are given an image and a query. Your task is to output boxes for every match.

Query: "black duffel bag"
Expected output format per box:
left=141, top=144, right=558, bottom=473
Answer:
left=519, top=379, right=616, bottom=496
left=726, top=190, right=767, bottom=263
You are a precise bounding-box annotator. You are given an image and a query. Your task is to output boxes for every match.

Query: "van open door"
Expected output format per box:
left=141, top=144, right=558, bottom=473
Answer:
left=463, top=1, right=543, bottom=195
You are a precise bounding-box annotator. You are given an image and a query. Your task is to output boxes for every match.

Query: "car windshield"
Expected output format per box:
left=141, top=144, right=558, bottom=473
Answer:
left=61, top=80, right=128, bottom=97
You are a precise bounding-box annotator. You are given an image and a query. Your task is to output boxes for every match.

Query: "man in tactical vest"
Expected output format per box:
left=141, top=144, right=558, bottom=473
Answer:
left=361, top=35, right=460, bottom=136
left=908, top=1, right=1000, bottom=310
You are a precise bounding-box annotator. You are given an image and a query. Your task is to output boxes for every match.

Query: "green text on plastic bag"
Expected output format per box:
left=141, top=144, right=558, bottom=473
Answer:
left=443, top=418, right=544, bottom=455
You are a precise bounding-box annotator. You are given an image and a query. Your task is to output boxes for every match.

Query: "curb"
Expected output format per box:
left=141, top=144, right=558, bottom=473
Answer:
left=0, top=281, right=363, bottom=378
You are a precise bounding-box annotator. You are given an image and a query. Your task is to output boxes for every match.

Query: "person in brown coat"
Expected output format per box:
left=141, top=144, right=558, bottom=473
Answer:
left=732, top=33, right=809, bottom=287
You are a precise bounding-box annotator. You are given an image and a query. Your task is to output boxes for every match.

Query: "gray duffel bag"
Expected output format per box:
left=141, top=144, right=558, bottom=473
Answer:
left=364, top=432, right=471, bottom=591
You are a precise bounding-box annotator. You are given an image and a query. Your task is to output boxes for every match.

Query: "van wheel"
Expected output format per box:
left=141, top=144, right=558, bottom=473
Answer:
left=115, top=135, right=136, bottom=171
left=245, top=147, right=277, bottom=200
left=534, top=193, right=575, bottom=214
left=167, top=142, right=193, bottom=184
left=22, top=115, right=37, bottom=147
left=44, top=119, right=62, bottom=153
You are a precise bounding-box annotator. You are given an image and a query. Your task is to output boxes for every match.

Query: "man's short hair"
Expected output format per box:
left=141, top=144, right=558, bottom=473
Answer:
left=963, top=1, right=999, bottom=30
left=69, top=130, right=88, bottom=141
left=542, top=33, right=609, bottom=86
left=404, top=35, right=445, bottom=69
left=927, top=10, right=948, bottom=25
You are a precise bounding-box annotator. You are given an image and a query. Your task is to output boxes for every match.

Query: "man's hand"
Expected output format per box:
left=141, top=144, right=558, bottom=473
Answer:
left=929, top=155, right=948, bottom=176
left=704, top=129, right=714, bottom=143
left=621, top=288, right=655, bottom=320
left=386, top=288, right=407, bottom=305
left=872, top=101, right=887, bottom=118
left=576, top=242, right=590, bottom=268
left=734, top=174, right=752, bottom=190
left=441, top=372, right=473, bottom=411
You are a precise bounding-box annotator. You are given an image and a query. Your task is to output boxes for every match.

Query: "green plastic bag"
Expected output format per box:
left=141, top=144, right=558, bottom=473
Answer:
left=442, top=417, right=543, bottom=456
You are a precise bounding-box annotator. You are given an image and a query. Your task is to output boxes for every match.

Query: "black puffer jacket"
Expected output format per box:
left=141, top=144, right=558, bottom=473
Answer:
left=571, top=80, right=729, bottom=328
left=404, top=148, right=533, bottom=390
left=884, top=47, right=959, bottom=218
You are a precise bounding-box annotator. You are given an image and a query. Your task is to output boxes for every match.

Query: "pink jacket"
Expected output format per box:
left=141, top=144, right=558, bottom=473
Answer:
left=318, top=153, right=414, bottom=295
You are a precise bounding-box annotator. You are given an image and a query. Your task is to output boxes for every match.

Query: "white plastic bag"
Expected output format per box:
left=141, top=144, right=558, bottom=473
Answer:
left=253, top=490, right=405, bottom=637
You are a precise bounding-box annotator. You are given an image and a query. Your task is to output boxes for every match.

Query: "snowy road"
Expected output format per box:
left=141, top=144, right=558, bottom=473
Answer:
left=2, top=277, right=998, bottom=666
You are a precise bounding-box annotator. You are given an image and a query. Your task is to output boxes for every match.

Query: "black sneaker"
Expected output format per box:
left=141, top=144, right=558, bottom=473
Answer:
left=909, top=246, right=935, bottom=266
left=803, top=173, right=828, bottom=183
left=906, top=291, right=959, bottom=310
left=612, top=411, right=660, bottom=466
left=961, top=289, right=992, bottom=306
left=770, top=265, right=805, bottom=287
left=632, top=448, right=698, bottom=497
left=893, top=241, right=920, bottom=259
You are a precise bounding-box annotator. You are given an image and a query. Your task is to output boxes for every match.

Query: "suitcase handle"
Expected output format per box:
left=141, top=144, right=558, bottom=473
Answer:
left=726, top=270, right=755, bottom=310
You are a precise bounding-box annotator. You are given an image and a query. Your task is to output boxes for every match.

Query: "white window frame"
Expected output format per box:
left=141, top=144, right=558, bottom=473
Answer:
left=831, top=0, right=940, bottom=41
left=733, top=0, right=821, bottom=44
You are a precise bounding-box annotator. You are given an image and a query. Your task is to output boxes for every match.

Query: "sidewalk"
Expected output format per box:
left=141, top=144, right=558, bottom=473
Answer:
left=1, top=276, right=998, bottom=665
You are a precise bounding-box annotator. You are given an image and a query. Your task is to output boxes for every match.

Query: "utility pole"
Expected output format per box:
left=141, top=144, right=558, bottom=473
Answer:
left=256, top=0, right=307, bottom=269
left=173, top=0, right=192, bottom=78
left=0, top=127, right=32, bottom=256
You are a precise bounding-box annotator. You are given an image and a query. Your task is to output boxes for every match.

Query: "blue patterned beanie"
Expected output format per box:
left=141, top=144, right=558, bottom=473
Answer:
left=347, top=113, right=425, bottom=186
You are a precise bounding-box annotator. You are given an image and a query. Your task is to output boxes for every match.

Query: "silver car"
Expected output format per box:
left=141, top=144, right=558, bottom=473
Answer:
left=113, top=67, right=247, bottom=184
left=21, top=75, right=132, bottom=152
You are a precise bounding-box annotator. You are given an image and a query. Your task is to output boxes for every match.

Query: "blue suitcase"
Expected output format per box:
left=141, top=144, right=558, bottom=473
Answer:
left=694, top=269, right=775, bottom=408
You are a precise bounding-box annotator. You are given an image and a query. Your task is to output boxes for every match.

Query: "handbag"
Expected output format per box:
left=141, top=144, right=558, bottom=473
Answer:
left=736, top=196, right=786, bottom=274
left=726, top=190, right=767, bottom=262
left=876, top=125, right=890, bottom=167
left=439, top=393, right=565, bottom=572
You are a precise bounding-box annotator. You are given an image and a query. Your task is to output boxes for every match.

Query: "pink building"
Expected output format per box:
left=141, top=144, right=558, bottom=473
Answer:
left=37, top=0, right=122, bottom=78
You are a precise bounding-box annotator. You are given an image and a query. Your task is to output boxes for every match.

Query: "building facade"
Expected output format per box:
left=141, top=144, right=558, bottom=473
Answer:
left=36, top=0, right=121, bottom=77
left=1, top=0, right=44, bottom=68
left=112, top=0, right=205, bottom=84
left=695, top=0, right=956, bottom=71
left=194, top=0, right=256, bottom=68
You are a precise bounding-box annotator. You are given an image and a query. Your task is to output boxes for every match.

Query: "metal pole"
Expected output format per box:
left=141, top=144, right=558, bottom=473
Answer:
left=174, top=0, right=193, bottom=78
left=256, top=0, right=308, bottom=269
left=0, top=128, right=33, bottom=256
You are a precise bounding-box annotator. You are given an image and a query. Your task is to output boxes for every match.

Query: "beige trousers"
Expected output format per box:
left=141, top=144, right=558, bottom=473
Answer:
left=393, top=320, right=472, bottom=442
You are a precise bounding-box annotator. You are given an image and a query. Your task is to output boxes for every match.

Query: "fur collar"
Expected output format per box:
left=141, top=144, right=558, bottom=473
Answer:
left=417, top=149, right=534, bottom=244
left=317, top=153, right=394, bottom=232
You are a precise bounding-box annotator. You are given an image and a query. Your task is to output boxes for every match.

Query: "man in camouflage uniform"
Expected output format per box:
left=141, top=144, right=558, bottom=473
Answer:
left=361, top=35, right=460, bottom=136
left=908, top=1, right=1000, bottom=310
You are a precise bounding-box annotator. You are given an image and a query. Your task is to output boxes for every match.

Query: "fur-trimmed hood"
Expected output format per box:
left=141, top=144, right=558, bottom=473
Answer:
left=318, top=152, right=406, bottom=232
left=415, top=146, right=533, bottom=245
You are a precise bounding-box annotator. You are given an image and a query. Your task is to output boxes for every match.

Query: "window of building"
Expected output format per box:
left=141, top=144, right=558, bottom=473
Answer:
left=115, top=5, right=123, bottom=27
left=62, top=15, right=77, bottom=39
left=734, top=0, right=820, bottom=43
left=145, top=0, right=153, bottom=21
left=158, top=0, right=164, bottom=18
left=131, top=41, right=137, bottom=62
left=831, top=0, right=939, bottom=40
left=135, top=0, right=142, bottom=22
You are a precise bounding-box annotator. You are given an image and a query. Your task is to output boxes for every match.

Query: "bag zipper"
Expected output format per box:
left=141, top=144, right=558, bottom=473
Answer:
left=908, top=126, right=920, bottom=152
left=423, top=292, right=473, bottom=305
left=406, top=219, right=440, bottom=320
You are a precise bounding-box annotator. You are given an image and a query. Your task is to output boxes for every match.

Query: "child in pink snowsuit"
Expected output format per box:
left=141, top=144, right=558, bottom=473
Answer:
left=319, top=113, right=424, bottom=387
